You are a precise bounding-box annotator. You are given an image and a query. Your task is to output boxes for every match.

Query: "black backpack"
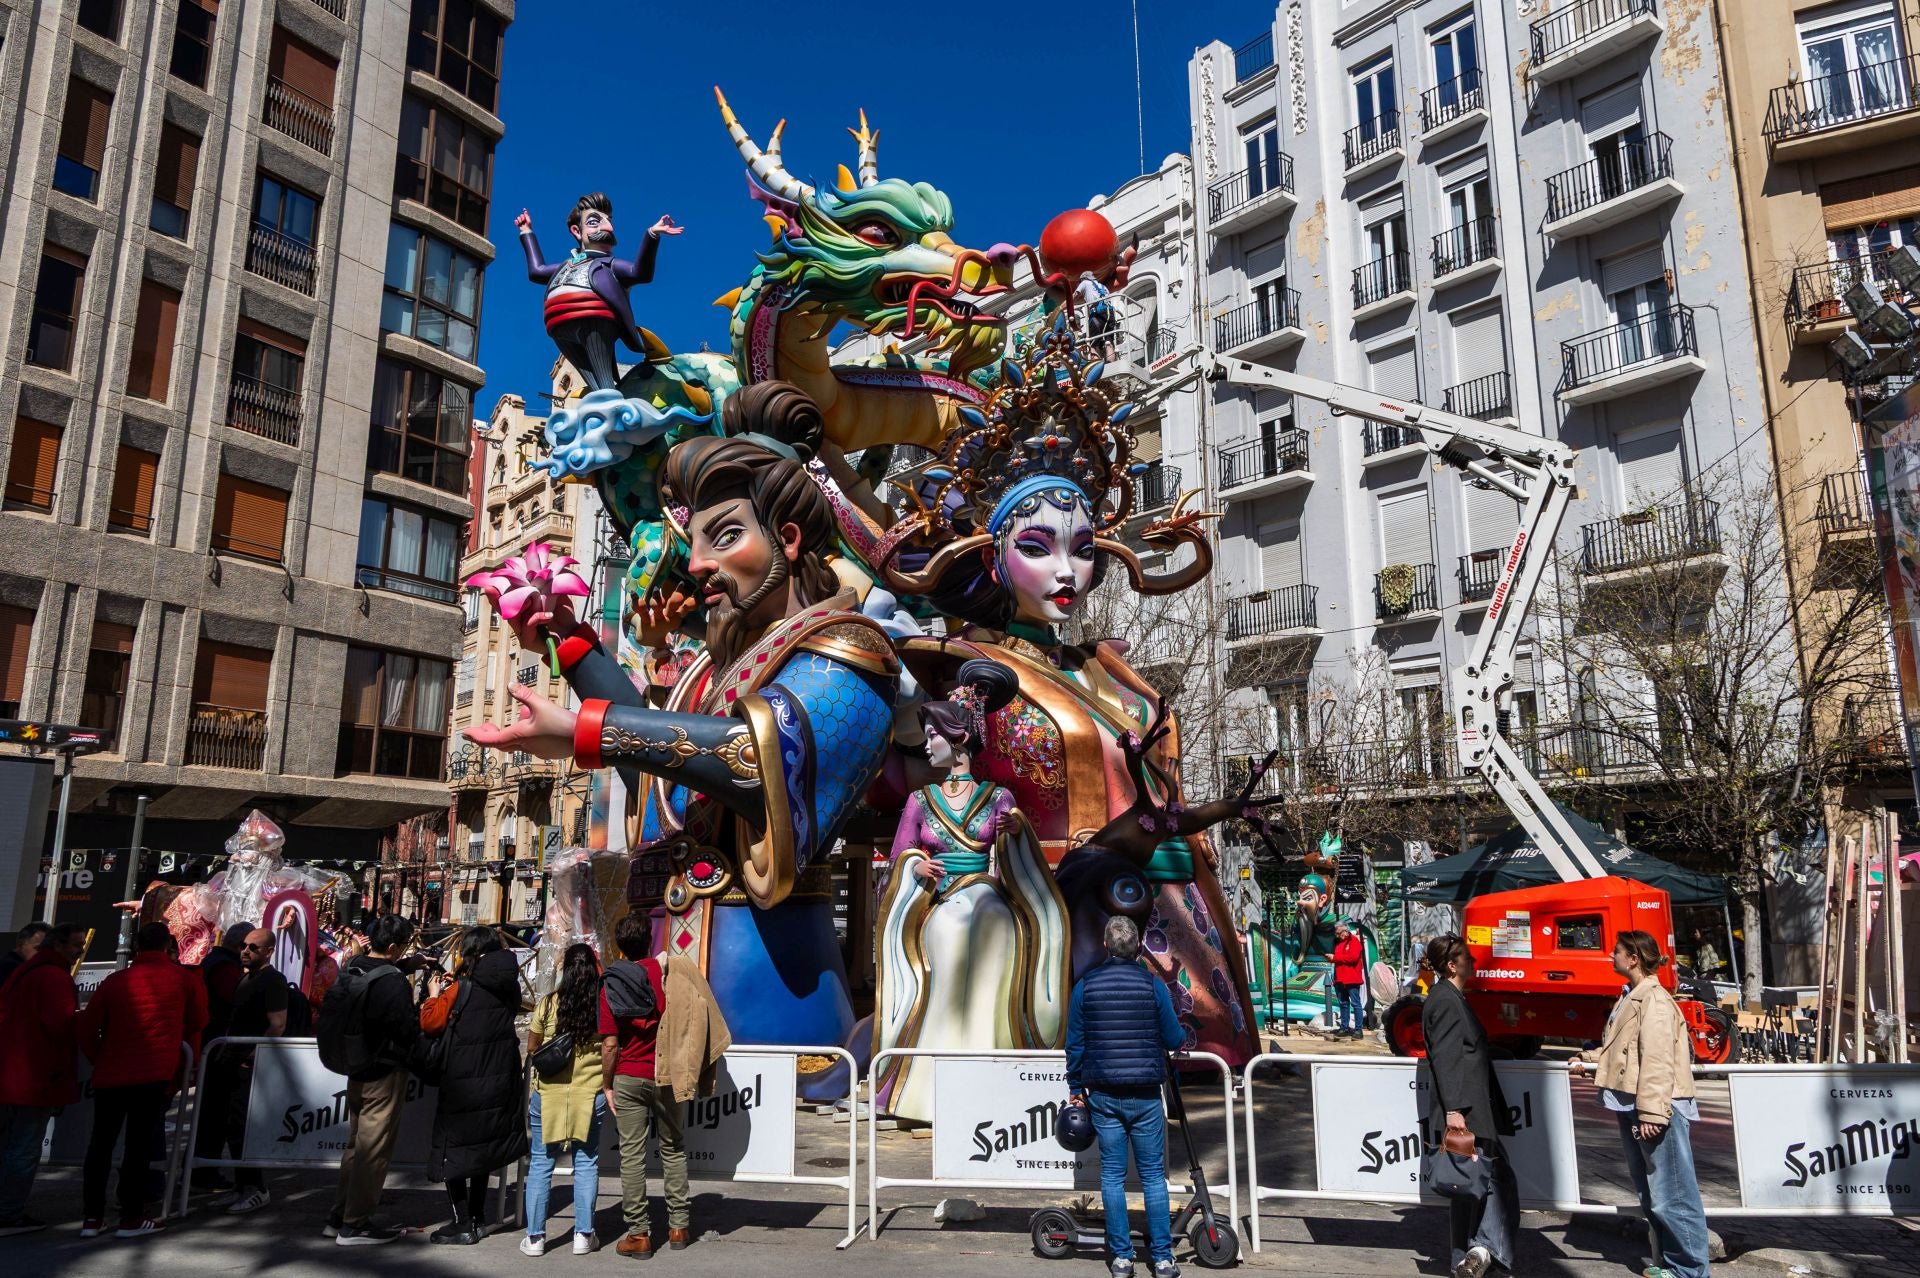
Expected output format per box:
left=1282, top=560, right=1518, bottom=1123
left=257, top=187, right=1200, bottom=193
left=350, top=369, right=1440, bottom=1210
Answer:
left=317, top=964, right=399, bottom=1074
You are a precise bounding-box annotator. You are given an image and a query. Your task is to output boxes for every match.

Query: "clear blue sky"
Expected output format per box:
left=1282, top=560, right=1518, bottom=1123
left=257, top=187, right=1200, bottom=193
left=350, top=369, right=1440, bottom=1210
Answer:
left=473, top=0, right=1264, bottom=410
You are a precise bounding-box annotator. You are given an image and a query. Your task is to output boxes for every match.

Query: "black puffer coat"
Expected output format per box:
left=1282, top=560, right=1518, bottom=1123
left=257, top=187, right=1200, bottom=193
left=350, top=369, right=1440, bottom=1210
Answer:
left=426, top=949, right=530, bottom=1180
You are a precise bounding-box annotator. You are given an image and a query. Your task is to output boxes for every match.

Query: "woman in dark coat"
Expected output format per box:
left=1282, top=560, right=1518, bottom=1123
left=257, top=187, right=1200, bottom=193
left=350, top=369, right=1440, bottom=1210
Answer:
left=1421, top=933, right=1520, bottom=1278
left=419, top=928, right=529, bottom=1244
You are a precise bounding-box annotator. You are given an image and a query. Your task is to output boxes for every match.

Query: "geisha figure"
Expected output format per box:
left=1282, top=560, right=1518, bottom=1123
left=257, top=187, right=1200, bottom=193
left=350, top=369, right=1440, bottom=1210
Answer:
left=872, top=658, right=1069, bottom=1122
left=874, top=318, right=1263, bottom=1065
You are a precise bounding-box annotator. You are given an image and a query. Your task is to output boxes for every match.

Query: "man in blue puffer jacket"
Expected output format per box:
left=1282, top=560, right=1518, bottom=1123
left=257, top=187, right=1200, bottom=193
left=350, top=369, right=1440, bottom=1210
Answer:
left=1066, top=916, right=1187, bottom=1278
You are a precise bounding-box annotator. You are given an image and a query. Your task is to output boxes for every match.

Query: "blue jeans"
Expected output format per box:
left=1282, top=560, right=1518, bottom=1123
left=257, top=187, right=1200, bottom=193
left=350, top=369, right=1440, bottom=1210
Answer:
left=1334, top=983, right=1363, bottom=1032
left=524, top=1089, right=607, bottom=1240
left=1617, top=1109, right=1711, bottom=1278
left=0, top=1104, right=53, bottom=1223
left=1087, top=1090, right=1171, bottom=1264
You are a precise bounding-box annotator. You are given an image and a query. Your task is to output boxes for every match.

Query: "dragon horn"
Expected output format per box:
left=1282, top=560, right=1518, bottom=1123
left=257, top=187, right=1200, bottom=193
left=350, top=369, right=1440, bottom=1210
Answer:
left=767, top=118, right=787, bottom=166
left=848, top=108, right=879, bottom=187
left=714, top=86, right=813, bottom=202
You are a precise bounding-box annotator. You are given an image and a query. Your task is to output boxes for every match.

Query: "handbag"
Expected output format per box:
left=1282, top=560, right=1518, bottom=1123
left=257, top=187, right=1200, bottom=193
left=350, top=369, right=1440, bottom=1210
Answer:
left=1419, top=1054, right=1492, bottom=1202
left=416, top=979, right=471, bottom=1085
left=530, top=1028, right=576, bottom=1081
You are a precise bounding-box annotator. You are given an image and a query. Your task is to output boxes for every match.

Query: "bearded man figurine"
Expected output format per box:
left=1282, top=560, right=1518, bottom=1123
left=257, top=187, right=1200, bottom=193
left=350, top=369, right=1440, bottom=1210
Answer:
left=469, top=381, right=898, bottom=1060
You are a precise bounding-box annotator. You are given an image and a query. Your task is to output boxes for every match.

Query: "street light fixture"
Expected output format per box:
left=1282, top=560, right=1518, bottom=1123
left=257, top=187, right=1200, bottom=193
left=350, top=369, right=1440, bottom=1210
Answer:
left=1832, top=329, right=1878, bottom=374
left=1845, top=277, right=1916, bottom=341
left=1888, top=244, right=1920, bottom=293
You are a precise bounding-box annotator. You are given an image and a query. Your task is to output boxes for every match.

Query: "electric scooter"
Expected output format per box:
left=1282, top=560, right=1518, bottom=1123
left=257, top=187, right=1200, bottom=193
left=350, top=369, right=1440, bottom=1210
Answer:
left=1028, top=1058, right=1241, bottom=1269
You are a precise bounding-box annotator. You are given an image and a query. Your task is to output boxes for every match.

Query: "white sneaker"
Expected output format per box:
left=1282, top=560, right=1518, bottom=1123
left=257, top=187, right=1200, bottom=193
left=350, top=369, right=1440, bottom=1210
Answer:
left=519, top=1235, right=547, bottom=1257
left=572, top=1231, right=598, bottom=1255
left=226, top=1187, right=270, bottom=1215
left=1455, top=1244, right=1493, bottom=1278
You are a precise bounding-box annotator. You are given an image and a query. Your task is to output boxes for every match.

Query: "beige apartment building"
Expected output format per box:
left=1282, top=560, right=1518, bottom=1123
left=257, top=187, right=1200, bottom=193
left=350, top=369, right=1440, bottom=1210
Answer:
left=0, top=0, right=511, bottom=897
left=1712, top=0, right=1916, bottom=810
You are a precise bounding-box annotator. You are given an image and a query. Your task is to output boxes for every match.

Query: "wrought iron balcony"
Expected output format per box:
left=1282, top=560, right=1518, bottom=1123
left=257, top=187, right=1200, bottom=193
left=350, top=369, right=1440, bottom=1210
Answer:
left=1818, top=469, right=1873, bottom=537
left=1374, top=562, right=1439, bottom=621
left=1343, top=111, right=1403, bottom=173
left=226, top=373, right=302, bottom=446
left=186, top=705, right=267, bottom=770
left=1457, top=550, right=1505, bottom=603
left=516, top=665, right=539, bottom=686
left=1234, top=31, right=1275, bottom=83
left=1218, top=431, right=1309, bottom=490
left=1136, top=463, right=1181, bottom=512
left=1364, top=422, right=1418, bottom=457
left=1419, top=69, right=1485, bottom=136
left=307, top=0, right=348, bottom=17
left=1206, top=153, right=1295, bottom=226
left=1441, top=370, right=1512, bottom=421
left=1579, top=491, right=1722, bottom=576
left=246, top=223, right=317, bottom=295
left=1838, top=693, right=1908, bottom=766
left=1764, top=51, right=1920, bottom=145
left=1214, top=292, right=1302, bottom=353
left=1352, top=252, right=1412, bottom=309
left=1785, top=252, right=1912, bottom=332
left=263, top=76, right=335, bottom=155
left=1558, top=304, right=1700, bottom=398
left=1529, top=0, right=1660, bottom=81
left=1226, top=585, right=1319, bottom=640
left=1431, top=216, right=1498, bottom=279
left=1543, top=132, right=1677, bottom=232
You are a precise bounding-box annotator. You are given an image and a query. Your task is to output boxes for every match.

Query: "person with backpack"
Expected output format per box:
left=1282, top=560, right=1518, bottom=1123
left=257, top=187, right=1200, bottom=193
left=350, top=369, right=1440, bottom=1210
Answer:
left=601, top=913, right=685, bottom=1258
left=321, top=915, right=421, bottom=1246
left=418, top=928, right=528, bottom=1245
left=521, top=943, right=608, bottom=1256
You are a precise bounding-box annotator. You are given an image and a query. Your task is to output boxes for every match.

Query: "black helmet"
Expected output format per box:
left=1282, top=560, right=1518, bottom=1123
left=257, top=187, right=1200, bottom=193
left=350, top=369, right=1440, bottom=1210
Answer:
left=1055, top=1101, right=1095, bottom=1152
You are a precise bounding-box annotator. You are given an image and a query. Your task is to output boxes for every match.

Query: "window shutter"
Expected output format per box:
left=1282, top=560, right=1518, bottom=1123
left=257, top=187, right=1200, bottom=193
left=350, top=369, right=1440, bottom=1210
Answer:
left=127, top=278, right=182, bottom=402
left=1259, top=520, right=1304, bottom=590
left=1601, top=245, right=1666, bottom=298
left=1466, top=470, right=1521, bottom=553
left=153, top=124, right=200, bottom=212
left=1820, top=165, right=1920, bottom=227
left=1133, top=429, right=1163, bottom=463
left=342, top=646, right=381, bottom=725
left=5, top=417, right=63, bottom=511
left=1369, top=341, right=1420, bottom=400
left=1580, top=82, right=1642, bottom=138
left=213, top=474, right=290, bottom=561
left=1616, top=428, right=1684, bottom=506
left=1246, top=235, right=1289, bottom=280
left=1450, top=304, right=1506, bottom=381
left=58, top=79, right=112, bottom=168
left=194, top=641, right=271, bottom=711
left=110, top=445, right=159, bottom=533
left=91, top=621, right=135, bottom=655
left=270, top=28, right=337, bottom=104
left=0, top=605, right=32, bottom=704
left=236, top=316, right=307, bottom=354
left=1380, top=491, right=1431, bottom=566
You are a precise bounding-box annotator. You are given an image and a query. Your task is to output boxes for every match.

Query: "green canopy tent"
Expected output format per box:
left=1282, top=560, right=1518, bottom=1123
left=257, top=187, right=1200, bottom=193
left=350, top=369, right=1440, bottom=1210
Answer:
left=1401, top=804, right=1727, bottom=906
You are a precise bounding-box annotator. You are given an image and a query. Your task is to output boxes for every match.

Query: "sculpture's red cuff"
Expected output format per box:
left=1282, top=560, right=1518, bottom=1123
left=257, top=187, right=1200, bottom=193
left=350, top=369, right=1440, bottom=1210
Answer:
left=554, top=621, right=599, bottom=674
left=574, top=699, right=610, bottom=770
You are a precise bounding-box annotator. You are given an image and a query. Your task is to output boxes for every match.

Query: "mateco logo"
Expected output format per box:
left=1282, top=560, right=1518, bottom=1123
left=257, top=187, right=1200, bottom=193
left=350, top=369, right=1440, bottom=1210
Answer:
left=1476, top=968, right=1526, bottom=980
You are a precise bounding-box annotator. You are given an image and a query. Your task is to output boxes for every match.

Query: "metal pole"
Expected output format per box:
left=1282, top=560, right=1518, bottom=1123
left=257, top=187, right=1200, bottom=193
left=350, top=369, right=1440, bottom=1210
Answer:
left=1722, top=899, right=1740, bottom=989
left=1826, top=834, right=1854, bottom=1064
left=39, top=757, right=75, bottom=924
left=114, top=794, right=149, bottom=969
left=1889, top=813, right=1909, bottom=1064
left=1854, top=818, right=1872, bottom=1061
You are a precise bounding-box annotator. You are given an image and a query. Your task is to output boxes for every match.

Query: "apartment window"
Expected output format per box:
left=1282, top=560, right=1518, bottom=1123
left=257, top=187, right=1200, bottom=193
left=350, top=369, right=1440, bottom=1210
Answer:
left=0, top=606, right=32, bottom=718
left=211, top=473, right=290, bottom=563
left=150, top=124, right=200, bottom=238
left=1798, top=1, right=1907, bottom=124
left=1450, top=303, right=1507, bottom=386
left=189, top=640, right=270, bottom=770
left=5, top=418, right=62, bottom=512
left=1362, top=203, right=1410, bottom=297
left=109, top=445, right=159, bottom=535
left=406, top=0, right=504, bottom=112
left=1430, top=10, right=1479, bottom=102
left=338, top=646, right=451, bottom=779
left=80, top=621, right=134, bottom=751
left=369, top=358, right=473, bottom=494
left=356, top=498, right=463, bottom=603
left=1369, top=339, right=1420, bottom=402
left=1380, top=489, right=1433, bottom=568
left=382, top=225, right=482, bottom=360
left=126, top=278, right=182, bottom=402
left=54, top=78, right=111, bottom=201
left=1243, top=118, right=1283, bottom=200
left=228, top=323, right=306, bottom=445
left=1257, top=519, right=1304, bottom=593
left=1616, top=423, right=1686, bottom=508
left=1447, top=172, right=1494, bottom=233
left=1582, top=81, right=1649, bottom=199
left=169, top=0, right=216, bottom=89
left=395, top=96, right=493, bottom=234
left=1352, top=53, right=1398, bottom=140
left=1602, top=245, right=1676, bottom=364
left=1830, top=215, right=1920, bottom=263
left=1466, top=465, right=1521, bottom=553
left=28, top=249, right=86, bottom=372
left=264, top=26, right=338, bottom=153
left=248, top=173, right=320, bottom=293
left=77, top=0, right=122, bottom=42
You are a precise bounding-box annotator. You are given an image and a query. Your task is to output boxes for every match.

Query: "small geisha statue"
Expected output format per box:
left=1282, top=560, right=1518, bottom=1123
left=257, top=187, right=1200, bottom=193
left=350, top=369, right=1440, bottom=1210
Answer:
left=871, top=658, right=1069, bottom=1122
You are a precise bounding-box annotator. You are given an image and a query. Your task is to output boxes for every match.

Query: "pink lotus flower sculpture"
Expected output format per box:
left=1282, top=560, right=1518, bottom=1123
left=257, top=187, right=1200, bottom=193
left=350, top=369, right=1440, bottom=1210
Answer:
left=466, top=541, right=590, bottom=675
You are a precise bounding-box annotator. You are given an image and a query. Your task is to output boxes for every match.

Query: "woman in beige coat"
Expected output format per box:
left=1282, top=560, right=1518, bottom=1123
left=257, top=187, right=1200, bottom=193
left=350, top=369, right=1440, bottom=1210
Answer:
left=1570, top=930, right=1710, bottom=1278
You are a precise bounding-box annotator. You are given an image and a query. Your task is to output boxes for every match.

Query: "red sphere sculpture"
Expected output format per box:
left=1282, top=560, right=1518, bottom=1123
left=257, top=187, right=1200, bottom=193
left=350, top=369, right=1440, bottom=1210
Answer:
left=1038, top=209, right=1119, bottom=281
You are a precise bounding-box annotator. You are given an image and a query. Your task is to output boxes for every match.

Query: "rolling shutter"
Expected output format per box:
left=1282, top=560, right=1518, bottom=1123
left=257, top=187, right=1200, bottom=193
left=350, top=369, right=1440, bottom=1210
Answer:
left=1246, top=235, right=1289, bottom=281
left=5, top=417, right=62, bottom=510
left=127, top=278, right=182, bottom=402
left=91, top=621, right=135, bottom=655
left=1616, top=428, right=1684, bottom=505
left=153, top=124, right=200, bottom=214
left=270, top=28, right=337, bottom=104
left=1601, top=245, right=1666, bottom=298
left=213, top=474, right=290, bottom=561
left=1580, top=82, right=1642, bottom=139
left=1820, top=164, right=1920, bottom=227
left=1380, top=490, right=1431, bottom=566
left=1133, top=429, right=1163, bottom=463
left=1451, top=304, right=1506, bottom=381
left=236, top=316, right=307, bottom=354
left=1369, top=341, right=1419, bottom=400
left=110, top=445, right=159, bottom=533
left=0, top=605, right=32, bottom=705
left=58, top=78, right=112, bottom=169
left=1259, top=520, right=1304, bottom=590
left=1467, top=470, right=1520, bottom=552
left=194, top=641, right=271, bottom=711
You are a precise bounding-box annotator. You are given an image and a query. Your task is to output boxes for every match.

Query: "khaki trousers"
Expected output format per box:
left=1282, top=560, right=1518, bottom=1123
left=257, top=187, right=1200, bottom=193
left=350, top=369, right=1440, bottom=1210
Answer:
left=612, top=1075, right=689, bottom=1235
left=335, top=1070, right=408, bottom=1226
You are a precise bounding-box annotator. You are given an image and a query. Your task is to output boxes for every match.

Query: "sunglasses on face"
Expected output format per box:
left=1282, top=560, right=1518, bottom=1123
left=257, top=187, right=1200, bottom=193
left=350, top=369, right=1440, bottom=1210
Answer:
left=241, top=942, right=270, bottom=952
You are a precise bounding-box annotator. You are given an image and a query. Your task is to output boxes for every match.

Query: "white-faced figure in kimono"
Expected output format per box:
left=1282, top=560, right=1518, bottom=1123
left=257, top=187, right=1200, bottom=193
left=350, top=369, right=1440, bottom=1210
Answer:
left=871, top=658, right=1070, bottom=1123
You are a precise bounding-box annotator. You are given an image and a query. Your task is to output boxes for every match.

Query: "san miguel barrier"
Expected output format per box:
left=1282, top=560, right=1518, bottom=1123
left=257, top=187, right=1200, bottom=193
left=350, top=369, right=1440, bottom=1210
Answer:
left=1240, top=1055, right=1920, bottom=1251
left=863, top=1048, right=1237, bottom=1243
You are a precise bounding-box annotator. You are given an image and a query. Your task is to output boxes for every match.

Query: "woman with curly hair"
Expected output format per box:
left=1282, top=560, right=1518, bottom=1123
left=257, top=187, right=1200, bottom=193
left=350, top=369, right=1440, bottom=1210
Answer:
left=522, top=943, right=609, bottom=1254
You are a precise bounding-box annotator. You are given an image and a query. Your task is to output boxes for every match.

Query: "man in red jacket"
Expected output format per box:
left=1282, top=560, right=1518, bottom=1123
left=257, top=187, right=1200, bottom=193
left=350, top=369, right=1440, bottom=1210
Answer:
left=1331, top=918, right=1367, bottom=1039
left=75, top=922, right=209, bottom=1238
left=0, top=921, right=86, bottom=1235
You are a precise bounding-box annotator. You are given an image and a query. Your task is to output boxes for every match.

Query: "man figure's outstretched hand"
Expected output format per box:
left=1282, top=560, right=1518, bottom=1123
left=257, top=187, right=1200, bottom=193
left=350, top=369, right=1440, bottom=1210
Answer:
left=464, top=683, right=577, bottom=760
left=514, top=208, right=532, bottom=232
left=650, top=214, right=683, bottom=237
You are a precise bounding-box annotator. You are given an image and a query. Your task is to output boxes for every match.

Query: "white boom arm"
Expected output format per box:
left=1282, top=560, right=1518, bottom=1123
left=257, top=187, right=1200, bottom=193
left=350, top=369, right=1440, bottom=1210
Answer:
left=1190, top=351, right=1607, bottom=883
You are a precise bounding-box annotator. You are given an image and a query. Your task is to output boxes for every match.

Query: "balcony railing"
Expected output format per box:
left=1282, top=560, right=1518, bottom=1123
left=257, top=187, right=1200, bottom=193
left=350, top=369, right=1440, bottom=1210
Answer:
left=1136, top=464, right=1181, bottom=511
left=1441, top=370, right=1512, bottom=421
left=1530, top=0, right=1657, bottom=70
left=1343, top=112, right=1403, bottom=171
left=1580, top=491, right=1722, bottom=575
left=227, top=373, right=303, bottom=445
left=1764, top=51, right=1920, bottom=142
left=354, top=566, right=459, bottom=605
left=1559, top=304, right=1698, bottom=392
left=1431, top=216, right=1498, bottom=277
left=1839, top=693, right=1908, bottom=765
left=1364, top=422, right=1417, bottom=456
left=307, top=0, right=348, bottom=17
left=1206, top=154, right=1295, bottom=222
left=1214, top=292, right=1301, bottom=349
left=1226, top=585, right=1319, bottom=639
left=516, top=665, right=539, bottom=686
left=1375, top=562, right=1439, bottom=620
left=1352, top=252, right=1412, bottom=308
left=1785, top=252, right=1912, bottom=329
left=1234, top=31, right=1275, bottom=83
left=1147, top=328, right=1183, bottom=365
left=1818, top=469, right=1873, bottom=536
left=1458, top=550, right=1505, bottom=602
left=1420, top=69, right=1485, bottom=133
left=1545, top=132, right=1675, bottom=224
left=246, top=223, right=317, bottom=295
left=186, top=705, right=267, bottom=770
left=263, top=76, right=335, bottom=155
left=1219, top=431, right=1308, bottom=488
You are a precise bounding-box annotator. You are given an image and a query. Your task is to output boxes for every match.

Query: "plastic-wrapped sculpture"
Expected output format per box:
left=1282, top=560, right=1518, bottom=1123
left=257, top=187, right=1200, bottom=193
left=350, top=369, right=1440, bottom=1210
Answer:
left=872, top=658, right=1068, bottom=1122
left=154, top=810, right=345, bottom=980
left=534, top=845, right=632, bottom=1001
